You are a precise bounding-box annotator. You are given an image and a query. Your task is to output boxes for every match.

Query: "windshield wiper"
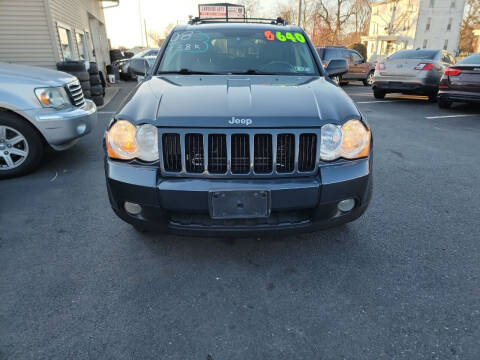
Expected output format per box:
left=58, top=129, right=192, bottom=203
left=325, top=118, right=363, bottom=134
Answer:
left=157, top=69, right=220, bottom=75
left=229, top=69, right=279, bottom=75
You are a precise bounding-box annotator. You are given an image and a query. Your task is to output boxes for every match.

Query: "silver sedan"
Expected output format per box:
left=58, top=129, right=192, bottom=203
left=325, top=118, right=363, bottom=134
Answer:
left=372, top=49, right=456, bottom=101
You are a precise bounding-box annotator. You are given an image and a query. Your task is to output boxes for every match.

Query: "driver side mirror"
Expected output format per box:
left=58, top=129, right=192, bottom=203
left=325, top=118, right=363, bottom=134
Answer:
left=130, top=59, right=150, bottom=76
left=326, top=59, right=348, bottom=77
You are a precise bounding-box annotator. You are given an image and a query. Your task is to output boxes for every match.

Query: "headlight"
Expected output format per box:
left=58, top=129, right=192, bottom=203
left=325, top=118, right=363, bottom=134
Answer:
left=106, top=120, right=159, bottom=162
left=320, top=120, right=370, bottom=161
left=34, top=87, right=70, bottom=108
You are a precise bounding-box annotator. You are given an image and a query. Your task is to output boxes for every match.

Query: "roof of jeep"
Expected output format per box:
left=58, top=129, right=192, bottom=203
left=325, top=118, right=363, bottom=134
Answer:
left=173, top=22, right=303, bottom=32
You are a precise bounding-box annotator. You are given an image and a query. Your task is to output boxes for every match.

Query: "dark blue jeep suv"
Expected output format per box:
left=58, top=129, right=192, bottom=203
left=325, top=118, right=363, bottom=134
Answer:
left=104, top=18, right=373, bottom=236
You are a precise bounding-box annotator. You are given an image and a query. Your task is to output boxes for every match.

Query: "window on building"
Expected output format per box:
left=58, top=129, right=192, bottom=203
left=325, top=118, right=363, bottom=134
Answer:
left=426, top=18, right=431, bottom=31
left=429, top=0, right=435, bottom=7
left=443, top=39, right=449, bottom=50
left=423, top=39, right=428, bottom=48
left=450, top=0, right=456, bottom=8
left=447, top=18, right=452, bottom=31
left=58, top=26, right=73, bottom=61
left=75, top=32, right=87, bottom=61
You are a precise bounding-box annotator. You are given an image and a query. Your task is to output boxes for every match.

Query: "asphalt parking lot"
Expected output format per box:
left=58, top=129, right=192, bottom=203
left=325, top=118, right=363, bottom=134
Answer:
left=1, top=81, right=480, bottom=359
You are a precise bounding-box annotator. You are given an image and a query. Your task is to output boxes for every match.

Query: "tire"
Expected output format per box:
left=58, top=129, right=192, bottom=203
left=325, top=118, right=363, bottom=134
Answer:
left=68, top=71, right=89, bottom=82
left=80, top=80, right=91, bottom=91
left=428, top=92, right=438, bottom=103
left=89, top=74, right=101, bottom=86
left=373, top=89, right=386, bottom=99
left=88, top=62, right=99, bottom=75
left=56, top=61, right=86, bottom=72
left=438, top=99, right=452, bottom=109
left=340, top=81, right=349, bottom=86
left=363, top=71, right=374, bottom=86
left=91, top=95, right=104, bottom=106
left=91, top=84, right=103, bottom=96
left=83, top=89, right=91, bottom=99
left=0, top=112, right=44, bottom=179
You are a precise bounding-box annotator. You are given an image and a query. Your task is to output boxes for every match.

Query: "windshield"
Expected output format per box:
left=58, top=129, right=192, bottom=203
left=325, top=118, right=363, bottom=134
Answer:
left=388, top=50, right=438, bottom=60
left=158, top=28, right=319, bottom=75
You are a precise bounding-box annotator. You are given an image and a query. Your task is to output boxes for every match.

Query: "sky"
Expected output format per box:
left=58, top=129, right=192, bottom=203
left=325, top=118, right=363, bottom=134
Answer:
left=104, top=0, right=291, bottom=49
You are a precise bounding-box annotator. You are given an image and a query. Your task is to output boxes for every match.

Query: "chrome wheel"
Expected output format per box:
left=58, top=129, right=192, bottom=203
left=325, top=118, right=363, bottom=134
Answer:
left=0, top=125, right=29, bottom=170
left=331, top=75, right=340, bottom=85
left=367, top=72, right=374, bottom=86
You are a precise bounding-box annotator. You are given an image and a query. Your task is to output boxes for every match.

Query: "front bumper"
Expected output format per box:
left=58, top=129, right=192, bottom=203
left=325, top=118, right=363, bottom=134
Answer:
left=26, top=99, right=97, bottom=150
left=105, top=157, right=373, bottom=237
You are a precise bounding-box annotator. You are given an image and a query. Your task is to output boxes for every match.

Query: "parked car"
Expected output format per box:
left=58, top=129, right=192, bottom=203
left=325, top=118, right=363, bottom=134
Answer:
left=316, top=46, right=375, bottom=86
left=438, top=53, right=480, bottom=108
left=0, top=63, right=97, bottom=178
left=372, top=49, right=456, bottom=101
left=104, top=19, right=372, bottom=236
left=114, top=48, right=160, bottom=80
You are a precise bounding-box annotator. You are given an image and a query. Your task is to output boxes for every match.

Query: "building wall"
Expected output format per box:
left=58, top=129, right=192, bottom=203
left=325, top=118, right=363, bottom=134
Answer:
left=414, top=0, right=466, bottom=54
left=364, top=0, right=465, bottom=59
left=49, top=0, right=110, bottom=71
left=0, top=0, right=56, bottom=67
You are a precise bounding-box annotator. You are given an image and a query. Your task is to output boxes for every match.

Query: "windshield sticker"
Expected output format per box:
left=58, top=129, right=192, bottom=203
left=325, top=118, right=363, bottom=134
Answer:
left=169, top=31, right=210, bottom=53
left=264, top=31, right=306, bottom=43
left=294, top=66, right=311, bottom=72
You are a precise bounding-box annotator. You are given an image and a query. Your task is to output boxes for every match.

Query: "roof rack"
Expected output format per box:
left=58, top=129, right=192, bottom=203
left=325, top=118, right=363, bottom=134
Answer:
left=188, top=17, right=288, bottom=25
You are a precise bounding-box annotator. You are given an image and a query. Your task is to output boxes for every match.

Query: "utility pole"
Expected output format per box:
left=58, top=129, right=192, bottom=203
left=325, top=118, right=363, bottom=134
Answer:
left=144, top=19, right=149, bottom=47
left=297, top=0, right=302, bottom=26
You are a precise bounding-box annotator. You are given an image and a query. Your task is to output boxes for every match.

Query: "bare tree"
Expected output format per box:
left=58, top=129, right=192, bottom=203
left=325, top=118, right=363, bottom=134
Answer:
left=459, top=0, right=480, bottom=54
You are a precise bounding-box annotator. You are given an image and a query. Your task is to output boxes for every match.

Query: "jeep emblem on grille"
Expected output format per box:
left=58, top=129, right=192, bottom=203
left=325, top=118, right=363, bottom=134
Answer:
left=229, top=117, right=252, bottom=126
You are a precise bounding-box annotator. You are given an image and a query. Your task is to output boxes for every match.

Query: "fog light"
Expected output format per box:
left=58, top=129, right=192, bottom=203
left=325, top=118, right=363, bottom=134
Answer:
left=338, top=198, right=355, bottom=212
left=124, top=201, right=142, bottom=215
left=76, top=123, right=86, bottom=135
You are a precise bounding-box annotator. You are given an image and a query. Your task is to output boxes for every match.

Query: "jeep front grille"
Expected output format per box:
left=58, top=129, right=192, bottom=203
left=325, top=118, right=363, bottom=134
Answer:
left=65, top=80, right=85, bottom=107
left=160, top=129, right=320, bottom=177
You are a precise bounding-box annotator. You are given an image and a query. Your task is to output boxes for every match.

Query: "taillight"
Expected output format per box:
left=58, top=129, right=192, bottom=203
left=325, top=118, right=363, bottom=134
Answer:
left=444, top=67, right=461, bottom=76
left=414, top=63, right=434, bottom=70
left=375, top=62, right=385, bottom=70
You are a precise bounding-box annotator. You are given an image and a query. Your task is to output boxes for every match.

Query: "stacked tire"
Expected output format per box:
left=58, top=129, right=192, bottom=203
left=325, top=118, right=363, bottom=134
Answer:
left=56, top=61, right=90, bottom=99
left=88, top=62, right=104, bottom=107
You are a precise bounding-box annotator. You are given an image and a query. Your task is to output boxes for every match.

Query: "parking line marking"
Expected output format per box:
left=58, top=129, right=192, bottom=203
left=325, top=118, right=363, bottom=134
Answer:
left=356, top=100, right=400, bottom=104
left=425, top=114, right=478, bottom=119
left=98, top=111, right=116, bottom=114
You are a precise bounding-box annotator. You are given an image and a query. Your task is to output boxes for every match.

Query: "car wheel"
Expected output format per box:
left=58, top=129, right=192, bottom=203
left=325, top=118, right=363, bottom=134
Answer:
left=363, top=71, right=374, bottom=86
left=0, top=113, right=44, bottom=179
left=373, top=89, right=386, bottom=99
left=438, top=99, right=452, bottom=109
left=83, top=89, right=92, bottom=99
left=428, top=92, right=438, bottom=103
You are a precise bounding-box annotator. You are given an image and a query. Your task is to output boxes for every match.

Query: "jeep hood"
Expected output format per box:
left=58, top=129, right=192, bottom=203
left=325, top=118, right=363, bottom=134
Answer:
left=117, top=75, right=361, bottom=128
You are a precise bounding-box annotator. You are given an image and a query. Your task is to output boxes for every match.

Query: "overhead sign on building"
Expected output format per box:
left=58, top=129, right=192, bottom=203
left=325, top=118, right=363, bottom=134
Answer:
left=198, top=3, right=245, bottom=21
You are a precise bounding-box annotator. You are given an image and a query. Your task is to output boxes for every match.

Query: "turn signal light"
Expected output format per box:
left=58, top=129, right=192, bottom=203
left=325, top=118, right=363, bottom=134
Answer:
left=375, top=63, right=386, bottom=70
left=444, top=68, right=461, bottom=76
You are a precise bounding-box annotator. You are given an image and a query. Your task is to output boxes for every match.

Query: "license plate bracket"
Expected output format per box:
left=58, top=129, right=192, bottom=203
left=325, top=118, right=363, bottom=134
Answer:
left=210, top=190, right=271, bottom=219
